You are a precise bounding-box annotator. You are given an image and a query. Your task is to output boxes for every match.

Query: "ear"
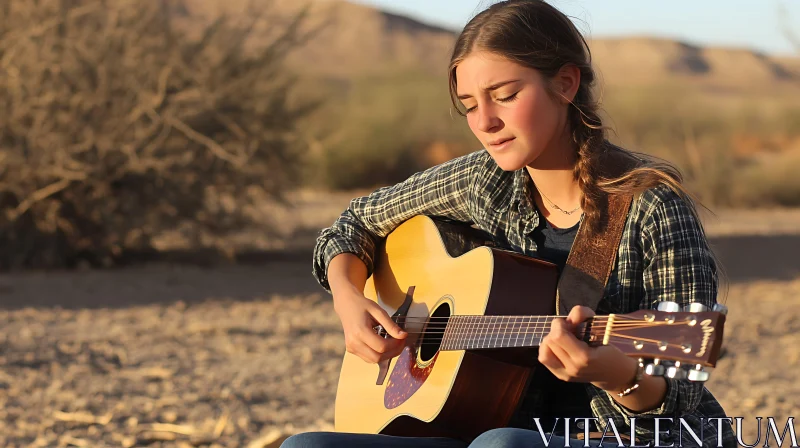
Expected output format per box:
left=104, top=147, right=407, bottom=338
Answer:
left=554, top=64, right=581, bottom=104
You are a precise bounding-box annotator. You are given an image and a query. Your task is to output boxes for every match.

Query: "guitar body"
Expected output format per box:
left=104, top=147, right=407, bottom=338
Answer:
left=334, top=215, right=560, bottom=441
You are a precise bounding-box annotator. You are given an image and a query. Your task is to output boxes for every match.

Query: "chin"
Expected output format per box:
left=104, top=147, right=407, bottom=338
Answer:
left=487, top=151, right=529, bottom=172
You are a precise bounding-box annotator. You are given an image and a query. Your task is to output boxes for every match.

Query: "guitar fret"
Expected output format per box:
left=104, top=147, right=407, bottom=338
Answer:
left=446, top=316, right=453, bottom=351
left=463, top=316, right=469, bottom=350
left=494, top=316, right=500, bottom=348
left=456, top=315, right=462, bottom=350
left=522, top=317, right=529, bottom=347
left=452, top=315, right=460, bottom=351
left=540, top=316, right=549, bottom=344
left=493, top=316, right=500, bottom=349
left=461, top=316, right=467, bottom=350
left=475, top=316, right=482, bottom=350
left=471, top=316, right=478, bottom=350
left=484, top=316, right=490, bottom=349
left=501, top=316, right=509, bottom=349
left=509, top=316, right=516, bottom=347
left=521, top=316, right=530, bottom=347
left=490, top=316, right=498, bottom=348
left=441, top=316, right=450, bottom=351
left=485, top=316, right=490, bottom=349
left=477, top=316, right=483, bottom=349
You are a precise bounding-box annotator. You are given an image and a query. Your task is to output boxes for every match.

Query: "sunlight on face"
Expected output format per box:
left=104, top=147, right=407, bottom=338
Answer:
left=455, top=51, right=568, bottom=171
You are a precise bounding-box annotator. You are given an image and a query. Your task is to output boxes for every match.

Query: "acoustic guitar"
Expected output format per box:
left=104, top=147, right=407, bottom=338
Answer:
left=333, top=215, right=726, bottom=442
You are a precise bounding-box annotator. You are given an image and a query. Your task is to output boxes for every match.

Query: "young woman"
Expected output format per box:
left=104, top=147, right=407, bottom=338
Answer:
left=282, top=1, right=736, bottom=447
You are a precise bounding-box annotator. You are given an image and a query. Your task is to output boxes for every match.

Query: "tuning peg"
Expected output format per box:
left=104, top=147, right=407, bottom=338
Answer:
left=645, top=361, right=666, bottom=376
left=683, top=302, right=709, bottom=313
left=687, top=364, right=711, bottom=382
left=712, top=303, right=728, bottom=315
left=666, top=361, right=688, bottom=380
left=656, top=301, right=681, bottom=312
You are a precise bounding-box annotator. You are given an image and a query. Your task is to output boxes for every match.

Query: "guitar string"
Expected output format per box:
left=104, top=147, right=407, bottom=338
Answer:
left=395, top=319, right=697, bottom=327
left=399, top=329, right=688, bottom=343
left=396, top=326, right=702, bottom=351
left=409, top=342, right=691, bottom=353
left=392, top=321, right=680, bottom=329
left=395, top=313, right=679, bottom=319
left=387, top=329, right=698, bottom=350
left=394, top=314, right=651, bottom=320
left=392, top=317, right=677, bottom=327
left=387, top=321, right=688, bottom=333
left=393, top=317, right=692, bottom=326
left=408, top=334, right=697, bottom=352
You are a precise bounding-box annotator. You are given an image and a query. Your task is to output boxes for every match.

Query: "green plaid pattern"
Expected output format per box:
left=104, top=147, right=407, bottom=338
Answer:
left=312, top=149, right=736, bottom=447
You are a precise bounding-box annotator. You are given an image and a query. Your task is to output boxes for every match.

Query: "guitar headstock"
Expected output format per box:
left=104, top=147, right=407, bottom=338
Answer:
left=595, top=302, right=727, bottom=382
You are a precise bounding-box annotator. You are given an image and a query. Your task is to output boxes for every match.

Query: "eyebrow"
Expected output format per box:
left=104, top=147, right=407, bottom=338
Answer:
left=457, top=79, right=520, bottom=100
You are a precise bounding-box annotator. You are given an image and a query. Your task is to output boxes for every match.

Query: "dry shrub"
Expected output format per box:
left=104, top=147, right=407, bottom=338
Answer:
left=0, top=0, right=317, bottom=268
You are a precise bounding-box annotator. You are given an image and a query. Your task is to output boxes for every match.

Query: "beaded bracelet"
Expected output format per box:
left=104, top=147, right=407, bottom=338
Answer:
left=617, top=360, right=645, bottom=397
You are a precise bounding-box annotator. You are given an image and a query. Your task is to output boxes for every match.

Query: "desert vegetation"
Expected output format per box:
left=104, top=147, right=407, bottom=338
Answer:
left=0, top=0, right=318, bottom=269
left=2, top=0, right=799, bottom=268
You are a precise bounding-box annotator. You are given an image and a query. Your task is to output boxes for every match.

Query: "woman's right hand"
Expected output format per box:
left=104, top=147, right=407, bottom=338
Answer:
left=333, top=287, right=408, bottom=364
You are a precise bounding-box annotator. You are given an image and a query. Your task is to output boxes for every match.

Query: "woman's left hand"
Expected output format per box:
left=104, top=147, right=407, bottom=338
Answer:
left=538, top=305, right=638, bottom=392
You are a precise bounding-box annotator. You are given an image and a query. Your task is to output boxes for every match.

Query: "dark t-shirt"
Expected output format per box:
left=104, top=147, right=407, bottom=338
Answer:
left=531, top=215, right=579, bottom=272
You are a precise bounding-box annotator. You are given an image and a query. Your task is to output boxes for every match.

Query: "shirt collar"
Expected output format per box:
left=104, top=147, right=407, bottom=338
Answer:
left=511, top=167, right=537, bottom=219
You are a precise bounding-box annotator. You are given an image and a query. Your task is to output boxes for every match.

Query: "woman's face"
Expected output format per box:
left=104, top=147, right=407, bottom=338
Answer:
left=455, top=51, right=571, bottom=171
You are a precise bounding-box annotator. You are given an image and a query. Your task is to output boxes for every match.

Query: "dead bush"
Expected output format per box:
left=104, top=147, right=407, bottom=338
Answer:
left=0, top=0, right=317, bottom=268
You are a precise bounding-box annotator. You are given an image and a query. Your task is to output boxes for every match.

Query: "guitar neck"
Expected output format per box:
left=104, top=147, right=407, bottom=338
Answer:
left=438, top=315, right=595, bottom=351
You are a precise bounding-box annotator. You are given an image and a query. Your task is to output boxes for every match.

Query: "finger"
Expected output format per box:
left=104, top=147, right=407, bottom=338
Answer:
left=547, top=318, right=591, bottom=366
left=548, top=339, right=580, bottom=377
left=368, top=305, right=408, bottom=339
left=567, top=306, right=596, bottom=327
left=350, top=339, right=382, bottom=364
left=537, top=343, right=566, bottom=371
left=361, top=327, right=406, bottom=356
left=548, top=316, right=569, bottom=337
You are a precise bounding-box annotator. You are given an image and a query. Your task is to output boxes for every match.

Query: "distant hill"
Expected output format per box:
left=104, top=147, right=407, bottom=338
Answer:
left=589, top=37, right=799, bottom=93
left=177, top=0, right=799, bottom=94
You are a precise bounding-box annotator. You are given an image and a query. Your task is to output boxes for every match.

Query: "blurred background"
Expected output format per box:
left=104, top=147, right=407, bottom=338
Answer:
left=0, top=0, right=798, bottom=446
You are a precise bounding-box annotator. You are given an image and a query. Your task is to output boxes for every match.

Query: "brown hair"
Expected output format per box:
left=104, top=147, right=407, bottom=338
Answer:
left=448, top=0, right=699, bottom=235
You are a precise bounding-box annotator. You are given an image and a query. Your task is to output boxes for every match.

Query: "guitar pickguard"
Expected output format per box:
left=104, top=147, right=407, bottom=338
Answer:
left=384, top=345, right=439, bottom=409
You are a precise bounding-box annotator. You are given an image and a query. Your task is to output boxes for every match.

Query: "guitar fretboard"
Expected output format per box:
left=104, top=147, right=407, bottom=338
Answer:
left=438, top=315, right=590, bottom=351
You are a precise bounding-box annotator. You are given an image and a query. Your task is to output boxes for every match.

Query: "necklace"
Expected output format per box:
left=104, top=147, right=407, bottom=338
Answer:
left=536, top=186, right=582, bottom=215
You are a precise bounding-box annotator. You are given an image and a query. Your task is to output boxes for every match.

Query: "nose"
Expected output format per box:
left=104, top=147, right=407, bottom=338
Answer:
left=475, top=104, right=502, bottom=133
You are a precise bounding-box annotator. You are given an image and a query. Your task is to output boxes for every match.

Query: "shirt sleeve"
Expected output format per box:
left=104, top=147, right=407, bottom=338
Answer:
left=589, top=185, right=721, bottom=439
left=311, top=150, right=486, bottom=293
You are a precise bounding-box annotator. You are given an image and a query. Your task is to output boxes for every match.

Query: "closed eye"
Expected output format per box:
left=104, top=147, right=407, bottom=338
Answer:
left=497, top=92, right=519, bottom=104
left=464, top=92, right=519, bottom=114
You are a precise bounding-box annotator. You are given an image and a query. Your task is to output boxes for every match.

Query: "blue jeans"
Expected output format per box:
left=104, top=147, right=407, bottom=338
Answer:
left=280, top=428, right=610, bottom=447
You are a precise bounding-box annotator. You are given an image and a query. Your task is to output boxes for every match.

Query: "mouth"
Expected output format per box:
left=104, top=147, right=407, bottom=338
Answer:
left=488, top=137, right=515, bottom=148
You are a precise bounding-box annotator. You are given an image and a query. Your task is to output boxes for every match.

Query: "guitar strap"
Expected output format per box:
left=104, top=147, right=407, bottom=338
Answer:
left=555, top=147, right=641, bottom=315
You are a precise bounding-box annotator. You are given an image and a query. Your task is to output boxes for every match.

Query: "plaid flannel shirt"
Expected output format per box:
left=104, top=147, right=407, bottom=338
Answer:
left=312, top=149, right=736, bottom=447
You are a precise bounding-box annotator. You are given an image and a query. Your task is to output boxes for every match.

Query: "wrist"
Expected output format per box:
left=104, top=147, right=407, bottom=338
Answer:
left=615, top=360, right=645, bottom=397
left=594, top=356, right=639, bottom=392
left=332, top=283, right=365, bottom=309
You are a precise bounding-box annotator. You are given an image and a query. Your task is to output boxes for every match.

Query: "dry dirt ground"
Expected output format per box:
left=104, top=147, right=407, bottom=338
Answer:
left=1, top=193, right=800, bottom=447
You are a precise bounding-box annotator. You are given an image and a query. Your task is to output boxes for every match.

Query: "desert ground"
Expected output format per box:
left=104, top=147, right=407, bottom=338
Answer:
left=1, top=191, right=799, bottom=447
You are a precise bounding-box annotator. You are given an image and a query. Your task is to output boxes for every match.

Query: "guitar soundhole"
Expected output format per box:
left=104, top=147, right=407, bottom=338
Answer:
left=419, top=302, right=451, bottom=362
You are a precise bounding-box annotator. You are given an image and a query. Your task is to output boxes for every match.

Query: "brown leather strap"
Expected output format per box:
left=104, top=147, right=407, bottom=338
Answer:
left=556, top=146, right=640, bottom=315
